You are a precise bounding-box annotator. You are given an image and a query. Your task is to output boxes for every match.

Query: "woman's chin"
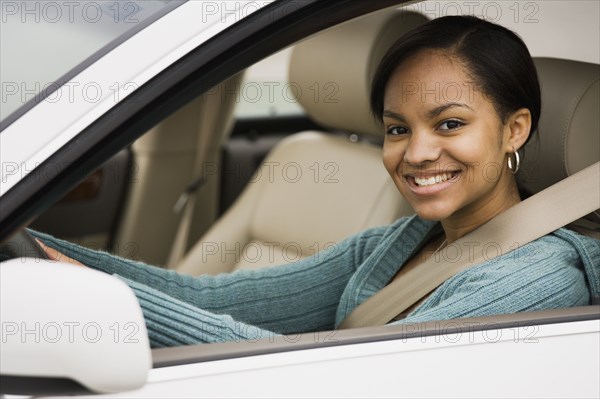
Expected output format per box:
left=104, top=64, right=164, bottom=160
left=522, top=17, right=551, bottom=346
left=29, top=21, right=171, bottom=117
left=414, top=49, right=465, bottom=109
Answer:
left=398, top=188, right=457, bottom=222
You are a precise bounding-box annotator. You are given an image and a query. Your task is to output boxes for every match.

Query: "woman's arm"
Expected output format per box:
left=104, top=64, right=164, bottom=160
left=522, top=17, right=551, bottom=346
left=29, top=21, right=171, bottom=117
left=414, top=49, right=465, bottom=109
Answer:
left=118, top=277, right=282, bottom=347
left=31, top=226, right=389, bottom=336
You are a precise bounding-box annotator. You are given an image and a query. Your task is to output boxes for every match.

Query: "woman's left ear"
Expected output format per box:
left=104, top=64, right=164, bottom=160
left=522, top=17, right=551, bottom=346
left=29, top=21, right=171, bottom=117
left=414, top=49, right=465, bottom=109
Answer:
left=505, top=108, right=532, bottom=151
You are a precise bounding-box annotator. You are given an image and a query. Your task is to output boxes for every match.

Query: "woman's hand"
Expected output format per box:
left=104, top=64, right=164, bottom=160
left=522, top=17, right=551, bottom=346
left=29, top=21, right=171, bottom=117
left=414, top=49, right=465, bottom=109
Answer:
left=36, top=239, right=85, bottom=267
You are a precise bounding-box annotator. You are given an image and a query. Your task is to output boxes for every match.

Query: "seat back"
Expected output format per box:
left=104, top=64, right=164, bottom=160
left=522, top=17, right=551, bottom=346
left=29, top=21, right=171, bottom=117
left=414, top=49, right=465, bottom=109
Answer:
left=176, top=9, right=428, bottom=276
left=522, top=58, right=599, bottom=232
left=113, top=73, right=244, bottom=265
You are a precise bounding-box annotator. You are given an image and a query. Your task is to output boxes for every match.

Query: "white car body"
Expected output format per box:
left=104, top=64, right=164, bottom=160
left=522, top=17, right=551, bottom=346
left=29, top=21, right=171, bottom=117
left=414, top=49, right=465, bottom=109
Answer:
left=122, top=319, right=600, bottom=398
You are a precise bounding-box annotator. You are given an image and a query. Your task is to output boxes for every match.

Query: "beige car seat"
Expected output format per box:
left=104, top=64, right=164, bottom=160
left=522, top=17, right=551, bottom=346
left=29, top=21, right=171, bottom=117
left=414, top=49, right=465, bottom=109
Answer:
left=112, top=73, right=244, bottom=266
left=176, top=10, right=428, bottom=276
left=523, top=58, right=599, bottom=235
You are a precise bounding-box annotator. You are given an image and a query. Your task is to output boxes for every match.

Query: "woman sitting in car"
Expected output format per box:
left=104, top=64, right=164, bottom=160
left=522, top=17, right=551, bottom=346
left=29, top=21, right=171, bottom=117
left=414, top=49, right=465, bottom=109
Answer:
left=37, top=15, right=599, bottom=347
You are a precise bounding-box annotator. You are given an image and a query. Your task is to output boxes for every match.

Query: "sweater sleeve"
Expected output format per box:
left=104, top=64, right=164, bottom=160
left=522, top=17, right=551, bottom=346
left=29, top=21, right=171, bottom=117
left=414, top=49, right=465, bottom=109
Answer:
left=114, top=276, right=281, bottom=347
left=31, top=226, right=388, bottom=346
left=394, top=233, right=591, bottom=326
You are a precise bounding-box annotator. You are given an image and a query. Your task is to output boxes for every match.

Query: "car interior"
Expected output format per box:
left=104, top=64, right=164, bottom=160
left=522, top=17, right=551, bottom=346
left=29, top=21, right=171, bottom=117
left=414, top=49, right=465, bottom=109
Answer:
left=29, top=5, right=599, bottom=305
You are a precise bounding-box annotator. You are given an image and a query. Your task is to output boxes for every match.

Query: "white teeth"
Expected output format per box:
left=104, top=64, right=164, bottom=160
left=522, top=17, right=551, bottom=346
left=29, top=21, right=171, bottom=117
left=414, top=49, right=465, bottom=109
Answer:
left=414, top=173, right=454, bottom=187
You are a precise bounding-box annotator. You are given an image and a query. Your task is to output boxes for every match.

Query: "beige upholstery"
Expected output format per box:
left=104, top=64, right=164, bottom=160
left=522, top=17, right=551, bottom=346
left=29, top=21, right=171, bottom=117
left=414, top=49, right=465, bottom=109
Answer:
left=522, top=58, right=600, bottom=223
left=290, top=10, right=428, bottom=139
left=176, top=9, right=426, bottom=276
left=177, top=132, right=415, bottom=275
left=113, top=73, right=244, bottom=265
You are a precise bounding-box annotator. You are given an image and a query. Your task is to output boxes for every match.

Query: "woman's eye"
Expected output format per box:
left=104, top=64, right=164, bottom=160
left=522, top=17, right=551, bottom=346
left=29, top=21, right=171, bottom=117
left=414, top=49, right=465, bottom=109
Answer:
left=438, top=120, right=464, bottom=131
left=387, top=126, right=409, bottom=136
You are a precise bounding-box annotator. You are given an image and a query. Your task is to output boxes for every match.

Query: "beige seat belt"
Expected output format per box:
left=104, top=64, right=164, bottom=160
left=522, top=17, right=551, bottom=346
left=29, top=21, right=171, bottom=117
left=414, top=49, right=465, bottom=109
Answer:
left=167, top=73, right=243, bottom=268
left=339, top=161, right=600, bottom=329
left=167, top=94, right=220, bottom=268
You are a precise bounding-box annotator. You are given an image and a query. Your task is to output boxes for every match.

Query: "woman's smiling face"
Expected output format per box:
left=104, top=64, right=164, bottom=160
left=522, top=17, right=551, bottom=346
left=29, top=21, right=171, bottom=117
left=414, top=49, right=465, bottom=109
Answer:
left=382, top=50, right=525, bottom=226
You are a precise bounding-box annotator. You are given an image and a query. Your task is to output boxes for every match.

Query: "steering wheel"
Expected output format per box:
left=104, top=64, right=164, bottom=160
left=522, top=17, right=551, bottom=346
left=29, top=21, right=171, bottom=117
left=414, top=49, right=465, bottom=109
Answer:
left=0, top=229, right=49, bottom=262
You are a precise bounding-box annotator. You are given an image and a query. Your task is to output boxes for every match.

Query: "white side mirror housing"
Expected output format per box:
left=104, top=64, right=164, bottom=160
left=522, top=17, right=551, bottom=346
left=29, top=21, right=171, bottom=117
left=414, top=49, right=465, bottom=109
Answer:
left=0, top=258, right=151, bottom=394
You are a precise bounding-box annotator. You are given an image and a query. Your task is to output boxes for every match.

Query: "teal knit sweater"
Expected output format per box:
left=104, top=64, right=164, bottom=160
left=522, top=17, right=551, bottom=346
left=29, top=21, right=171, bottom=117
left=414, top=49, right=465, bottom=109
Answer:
left=34, top=216, right=600, bottom=348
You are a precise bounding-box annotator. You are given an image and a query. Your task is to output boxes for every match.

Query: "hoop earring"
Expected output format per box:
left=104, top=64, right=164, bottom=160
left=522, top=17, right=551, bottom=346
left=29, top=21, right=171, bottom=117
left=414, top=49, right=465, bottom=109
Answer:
left=507, top=147, right=520, bottom=174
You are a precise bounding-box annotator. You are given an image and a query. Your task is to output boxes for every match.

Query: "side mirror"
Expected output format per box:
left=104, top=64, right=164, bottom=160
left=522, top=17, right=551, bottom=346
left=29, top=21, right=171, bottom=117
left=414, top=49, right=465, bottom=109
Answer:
left=0, top=258, right=151, bottom=395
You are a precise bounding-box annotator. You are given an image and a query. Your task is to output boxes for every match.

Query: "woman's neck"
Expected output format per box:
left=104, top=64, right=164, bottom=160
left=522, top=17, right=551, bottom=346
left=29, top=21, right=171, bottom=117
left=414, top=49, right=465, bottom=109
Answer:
left=441, top=178, right=522, bottom=243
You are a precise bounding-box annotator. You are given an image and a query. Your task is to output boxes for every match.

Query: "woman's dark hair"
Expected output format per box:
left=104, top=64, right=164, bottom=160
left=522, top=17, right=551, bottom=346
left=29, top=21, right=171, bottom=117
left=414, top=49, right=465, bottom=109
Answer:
left=370, top=15, right=541, bottom=144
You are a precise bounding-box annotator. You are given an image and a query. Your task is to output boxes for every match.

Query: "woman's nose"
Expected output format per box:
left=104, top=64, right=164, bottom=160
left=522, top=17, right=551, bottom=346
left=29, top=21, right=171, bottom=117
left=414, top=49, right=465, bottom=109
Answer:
left=403, top=131, right=441, bottom=165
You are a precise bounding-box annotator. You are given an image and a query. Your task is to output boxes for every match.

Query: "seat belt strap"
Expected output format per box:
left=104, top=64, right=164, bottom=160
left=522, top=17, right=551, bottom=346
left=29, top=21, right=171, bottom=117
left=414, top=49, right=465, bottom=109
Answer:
left=167, top=73, right=243, bottom=268
left=166, top=95, right=218, bottom=268
left=338, top=161, right=600, bottom=329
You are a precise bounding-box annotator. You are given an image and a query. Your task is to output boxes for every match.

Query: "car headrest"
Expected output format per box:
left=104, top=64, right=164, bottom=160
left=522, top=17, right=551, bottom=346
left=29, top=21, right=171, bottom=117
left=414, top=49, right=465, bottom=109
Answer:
left=521, top=58, right=599, bottom=223
left=289, top=9, right=428, bottom=140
